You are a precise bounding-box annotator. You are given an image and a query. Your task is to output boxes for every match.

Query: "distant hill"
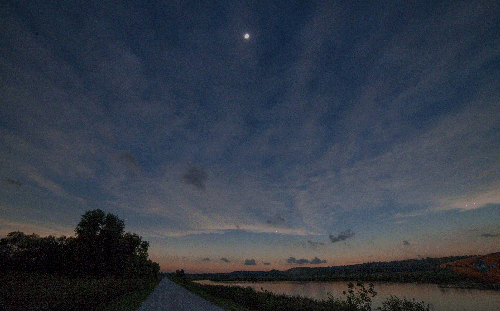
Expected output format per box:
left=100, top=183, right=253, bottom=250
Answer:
left=185, top=255, right=475, bottom=283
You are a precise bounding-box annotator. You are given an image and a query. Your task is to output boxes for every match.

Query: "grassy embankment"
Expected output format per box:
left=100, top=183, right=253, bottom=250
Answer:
left=0, top=271, right=161, bottom=311
left=168, top=275, right=430, bottom=311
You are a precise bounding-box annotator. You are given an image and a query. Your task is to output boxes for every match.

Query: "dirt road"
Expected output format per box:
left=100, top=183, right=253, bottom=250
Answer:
left=137, top=277, right=224, bottom=311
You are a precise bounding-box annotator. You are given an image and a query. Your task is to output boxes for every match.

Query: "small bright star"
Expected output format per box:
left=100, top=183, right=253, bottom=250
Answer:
left=244, top=33, right=250, bottom=39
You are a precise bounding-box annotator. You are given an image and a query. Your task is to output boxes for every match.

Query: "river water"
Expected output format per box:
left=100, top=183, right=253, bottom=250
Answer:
left=196, top=280, right=500, bottom=311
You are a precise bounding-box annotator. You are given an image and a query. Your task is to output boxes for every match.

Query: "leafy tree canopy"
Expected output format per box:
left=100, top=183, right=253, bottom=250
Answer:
left=75, top=209, right=125, bottom=240
left=1, top=209, right=159, bottom=278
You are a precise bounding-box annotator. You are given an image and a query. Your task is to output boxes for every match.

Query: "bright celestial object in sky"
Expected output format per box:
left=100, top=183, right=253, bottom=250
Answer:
left=1, top=0, right=500, bottom=274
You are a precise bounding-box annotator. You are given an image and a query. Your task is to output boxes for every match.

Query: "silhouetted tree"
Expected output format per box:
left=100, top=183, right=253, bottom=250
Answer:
left=73, top=209, right=127, bottom=277
left=175, top=269, right=185, bottom=278
left=75, top=209, right=125, bottom=239
left=1, top=209, right=159, bottom=278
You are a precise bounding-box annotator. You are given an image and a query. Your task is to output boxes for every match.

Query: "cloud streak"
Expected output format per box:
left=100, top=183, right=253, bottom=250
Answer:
left=480, top=233, right=500, bottom=238
left=183, top=166, right=208, bottom=190
left=329, top=230, right=355, bottom=244
left=286, top=256, right=327, bottom=265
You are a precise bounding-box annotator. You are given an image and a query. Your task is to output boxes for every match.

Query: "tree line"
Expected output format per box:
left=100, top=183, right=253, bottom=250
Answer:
left=0, top=209, right=159, bottom=278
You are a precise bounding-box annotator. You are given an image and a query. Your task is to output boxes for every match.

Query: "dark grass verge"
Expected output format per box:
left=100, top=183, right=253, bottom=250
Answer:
left=168, top=276, right=354, bottom=311
left=0, top=271, right=161, bottom=311
left=168, top=276, right=249, bottom=311
left=169, top=276, right=431, bottom=311
left=98, top=276, right=162, bottom=311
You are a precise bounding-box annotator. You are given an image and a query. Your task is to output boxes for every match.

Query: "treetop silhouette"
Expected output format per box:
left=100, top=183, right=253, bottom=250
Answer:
left=1, top=209, right=159, bottom=278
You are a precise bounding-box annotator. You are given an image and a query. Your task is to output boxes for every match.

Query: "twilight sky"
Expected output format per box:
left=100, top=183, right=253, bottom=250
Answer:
left=1, top=0, right=500, bottom=273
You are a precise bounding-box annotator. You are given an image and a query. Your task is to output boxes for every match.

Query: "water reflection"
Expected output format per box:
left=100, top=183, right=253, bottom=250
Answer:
left=195, top=280, right=500, bottom=311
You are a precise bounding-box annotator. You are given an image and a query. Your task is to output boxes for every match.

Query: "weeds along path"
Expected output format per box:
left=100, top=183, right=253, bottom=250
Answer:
left=137, top=277, right=224, bottom=311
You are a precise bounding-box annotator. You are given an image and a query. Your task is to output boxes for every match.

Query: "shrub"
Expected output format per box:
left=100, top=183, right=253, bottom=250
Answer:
left=326, top=281, right=377, bottom=311
left=377, top=295, right=430, bottom=311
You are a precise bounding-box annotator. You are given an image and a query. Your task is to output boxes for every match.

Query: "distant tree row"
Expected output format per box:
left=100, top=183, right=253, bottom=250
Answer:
left=0, top=209, right=159, bottom=278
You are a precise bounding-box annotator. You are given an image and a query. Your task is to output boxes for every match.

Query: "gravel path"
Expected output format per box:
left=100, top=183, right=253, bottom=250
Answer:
left=136, top=277, right=224, bottom=311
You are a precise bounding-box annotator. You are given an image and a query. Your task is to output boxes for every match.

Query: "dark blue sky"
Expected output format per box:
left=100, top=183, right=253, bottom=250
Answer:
left=1, top=0, right=500, bottom=272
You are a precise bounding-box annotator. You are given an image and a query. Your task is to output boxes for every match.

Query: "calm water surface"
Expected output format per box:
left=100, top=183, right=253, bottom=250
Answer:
left=196, top=280, right=500, bottom=311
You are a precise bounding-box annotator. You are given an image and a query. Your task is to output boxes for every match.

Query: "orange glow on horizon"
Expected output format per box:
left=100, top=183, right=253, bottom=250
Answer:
left=152, top=244, right=500, bottom=274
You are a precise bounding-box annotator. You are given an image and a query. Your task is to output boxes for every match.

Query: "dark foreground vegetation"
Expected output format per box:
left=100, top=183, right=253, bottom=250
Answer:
left=0, top=271, right=161, bottom=311
left=169, top=275, right=430, bottom=311
left=0, top=209, right=160, bottom=310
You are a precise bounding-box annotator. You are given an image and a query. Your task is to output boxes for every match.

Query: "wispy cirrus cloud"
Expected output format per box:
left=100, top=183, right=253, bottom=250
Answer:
left=2, top=0, right=500, bottom=271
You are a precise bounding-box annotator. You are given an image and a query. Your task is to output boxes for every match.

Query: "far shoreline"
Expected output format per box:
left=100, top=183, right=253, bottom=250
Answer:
left=165, top=255, right=500, bottom=291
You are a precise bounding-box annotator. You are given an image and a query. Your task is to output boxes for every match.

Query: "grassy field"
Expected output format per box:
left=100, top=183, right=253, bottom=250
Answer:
left=168, top=276, right=430, bottom=311
left=169, top=275, right=334, bottom=311
left=0, top=271, right=161, bottom=311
